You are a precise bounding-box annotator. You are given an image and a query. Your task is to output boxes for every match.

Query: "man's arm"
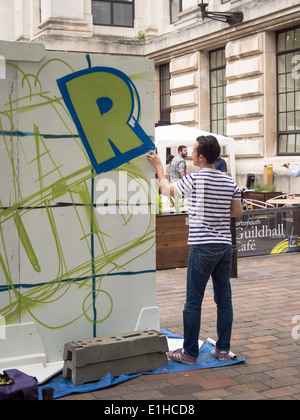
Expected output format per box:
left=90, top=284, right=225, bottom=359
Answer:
left=179, top=161, right=186, bottom=179
left=230, top=199, right=243, bottom=218
left=147, top=151, right=178, bottom=197
left=287, top=163, right=300, bottom=177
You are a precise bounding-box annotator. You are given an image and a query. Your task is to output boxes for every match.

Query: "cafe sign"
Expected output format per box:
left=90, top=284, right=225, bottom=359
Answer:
left=236, top=209, right=300, bottom=257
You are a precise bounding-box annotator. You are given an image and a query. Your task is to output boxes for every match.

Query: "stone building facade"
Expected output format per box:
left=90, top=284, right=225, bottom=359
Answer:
left=0, top=0, right=300, bottom=192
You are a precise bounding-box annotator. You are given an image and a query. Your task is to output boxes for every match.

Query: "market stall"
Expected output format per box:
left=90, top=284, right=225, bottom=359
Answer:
left=155, top=124, right=236, bottom=181
left=155, top=124, right=236, bottom=269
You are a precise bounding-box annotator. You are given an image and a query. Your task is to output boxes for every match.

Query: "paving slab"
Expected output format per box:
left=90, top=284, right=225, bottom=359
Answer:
left=58, top=253, right=300, bottom=400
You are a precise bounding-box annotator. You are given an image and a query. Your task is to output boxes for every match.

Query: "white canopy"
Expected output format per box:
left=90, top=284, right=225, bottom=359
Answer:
left=155, top=124, right=236, bottom=181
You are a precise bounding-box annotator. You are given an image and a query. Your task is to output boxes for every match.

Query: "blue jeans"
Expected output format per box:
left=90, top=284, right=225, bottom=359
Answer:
left=183, top=244, right=233, bottom=359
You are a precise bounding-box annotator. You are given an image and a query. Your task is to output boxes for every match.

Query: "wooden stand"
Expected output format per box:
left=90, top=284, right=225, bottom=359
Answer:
left=156, top=214, right=190, bottom=270
left=242, top=191, right=282, bottom=203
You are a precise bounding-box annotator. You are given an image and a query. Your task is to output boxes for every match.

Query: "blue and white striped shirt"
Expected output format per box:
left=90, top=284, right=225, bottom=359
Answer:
left=289, top=164, right=300, bottom=177
left=175, top=168, right=241, bottom=245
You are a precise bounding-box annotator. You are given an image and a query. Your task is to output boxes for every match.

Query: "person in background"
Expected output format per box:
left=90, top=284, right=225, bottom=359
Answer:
left=147, top=135, right=243, bottom=365
left=214, top=155, right=227, bottom=174
left=169, top=145, right=188, bottom=182
left=284, top=163, right=300, bottom=177
left=165, top=154, right=174, bottom=182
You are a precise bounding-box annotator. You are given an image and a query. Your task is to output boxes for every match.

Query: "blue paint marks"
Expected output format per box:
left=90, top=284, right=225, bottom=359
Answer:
left=108, top=139, right=122, bottom=157
left=97, top=97, right=113, bottom=116
left=0, top=270, right=156, bottom=293
left=57, top=67, right=155, bottom=174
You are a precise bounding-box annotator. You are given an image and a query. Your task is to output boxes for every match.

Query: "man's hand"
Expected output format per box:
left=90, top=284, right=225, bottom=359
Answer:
left=147, top=151, right=176, bottom=197
left=147, top=151, right=162, bottom=169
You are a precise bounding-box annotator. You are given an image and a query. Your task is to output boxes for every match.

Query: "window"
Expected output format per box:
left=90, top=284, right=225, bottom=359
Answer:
left=277, top=27, right=300, bottom=154
left=210, top=48, right=227, bottom=136
left=159, top=64, right=171, bottom=125
left=170, top=0, right=182, bottom=24
left=92, top=0, right=134, bottom=27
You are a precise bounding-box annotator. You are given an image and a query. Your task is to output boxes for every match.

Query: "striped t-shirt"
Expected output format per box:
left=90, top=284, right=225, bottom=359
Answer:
left=175, top=168, right=241, bottom=245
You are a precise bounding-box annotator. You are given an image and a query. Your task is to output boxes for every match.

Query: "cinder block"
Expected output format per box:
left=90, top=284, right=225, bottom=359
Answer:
left=63, top=352, right=168, bottom=385
left=63, top=330, right=168, bottom=367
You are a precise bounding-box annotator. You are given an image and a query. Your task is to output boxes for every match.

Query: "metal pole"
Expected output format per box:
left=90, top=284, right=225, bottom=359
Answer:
left=231, top=217, right=238, bottom=278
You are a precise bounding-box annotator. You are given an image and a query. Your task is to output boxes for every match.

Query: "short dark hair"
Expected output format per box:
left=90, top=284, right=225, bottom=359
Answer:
left=195, top=135, right=220, bottom=164
left=166, top=154, right=174, bottom=164
left=178, top=145, right=187, bottom=153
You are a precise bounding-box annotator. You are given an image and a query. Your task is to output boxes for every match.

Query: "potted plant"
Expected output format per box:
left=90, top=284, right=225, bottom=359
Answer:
left=242, top=182, right=282, bottom=202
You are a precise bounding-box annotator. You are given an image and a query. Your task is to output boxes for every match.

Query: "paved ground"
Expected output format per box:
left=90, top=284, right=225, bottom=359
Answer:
left=58, top=252, right=300, bottom=400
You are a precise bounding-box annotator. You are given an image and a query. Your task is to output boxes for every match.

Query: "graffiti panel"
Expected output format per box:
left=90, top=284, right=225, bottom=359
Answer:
left=0, top=46, right=156, bottom=362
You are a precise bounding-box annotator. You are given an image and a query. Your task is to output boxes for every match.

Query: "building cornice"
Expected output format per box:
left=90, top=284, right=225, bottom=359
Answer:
left=144, top=5, right=300, bottom=62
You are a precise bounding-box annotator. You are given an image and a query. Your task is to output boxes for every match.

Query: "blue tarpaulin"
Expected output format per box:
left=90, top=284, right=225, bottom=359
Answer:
left=38, top=329, right=246, bottom=399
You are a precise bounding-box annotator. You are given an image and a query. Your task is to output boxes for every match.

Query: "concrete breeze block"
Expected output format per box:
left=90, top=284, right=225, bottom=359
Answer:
left=63, top=330, right=169, bottom=385
left=63, top=352, right=168, bottom=385
left=63, top=330, right=168, bottom=367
